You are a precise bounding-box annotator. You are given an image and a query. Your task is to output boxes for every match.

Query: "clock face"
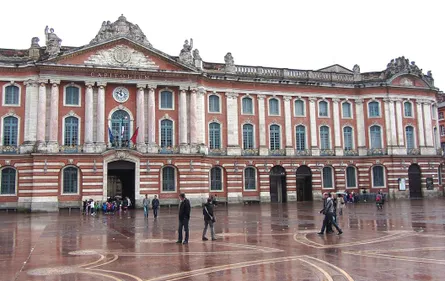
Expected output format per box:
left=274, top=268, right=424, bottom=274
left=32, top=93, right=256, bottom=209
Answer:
left=113, top=87, right=129, bottom=103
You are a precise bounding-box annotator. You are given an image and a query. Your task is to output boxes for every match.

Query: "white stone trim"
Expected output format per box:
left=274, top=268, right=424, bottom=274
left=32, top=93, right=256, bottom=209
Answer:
left=403, top=100, right=414, bottom=118
left=345, top=165, right=358, bottom=188
left=103, top=154, right=140, bottom=201
left=241, top=95, right=255, bottom=115
left=63, top=83, right=82, bottom=107
left=368, top=124, right=383, bottom=149
left=209, top=166, right=225, bottom=192
left=0, top=166, right=18, bottom=196
left=342, top=125, right=355, bottom=150
left=404, top=125, right=417, bottom=149
left=160, top=165, right=178, bottom=193
left=268, top=123, right=283, bottom=150
left=208, top=120, right=222, bottom=149
left=158, top=115, right=176, bottom=147
left=243, top=166, right=258, bottom=191
left=61, top=112, right=82, bottom=146
left=371, top=165, right=386, bottom=188
left=293, top=98, right=306, bottom=117
left=158, top=88, right=175, bottom=110
left=107, top=106, right=135, bottom=144
left=295, top=124, right=308, bottom=150
left=241, top=122, right=256, bottom=149
left=207, top=93, right=222, bottom=114
left=267, top=96, right=281, bottom=116
left=2, top=82, right=21, bottom=107
left=341, top=100, right=353, bottom=119
left=317, top=99, right=330, bottom=118
left=367, top=99, right=382, bottom=118
left=321, top=166, right=335, bottom=189
left=318, top=124, right=332, bottom=150
left=60, top=165, right=80, bottom=195
left=0, top=113, right=21, bottom=146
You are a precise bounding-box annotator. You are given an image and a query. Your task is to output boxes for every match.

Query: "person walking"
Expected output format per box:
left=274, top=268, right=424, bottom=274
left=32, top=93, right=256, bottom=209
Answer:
left=338, top=194, right=345, bottom=215
left=202, top=197, right=217, bottom=241
left=143, top=194, right=150, bottom=218
left=176, top=193, right=191, bottom=244
left=320, top=193, right=333, bottom=233
left=152, top=195, right=160, bottom=218
left=318, top=193, right=343, bottom=235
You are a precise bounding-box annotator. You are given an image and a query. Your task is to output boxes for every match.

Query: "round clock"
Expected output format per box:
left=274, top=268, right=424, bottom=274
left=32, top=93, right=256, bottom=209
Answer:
left=113, top=87, right=130, bottom=103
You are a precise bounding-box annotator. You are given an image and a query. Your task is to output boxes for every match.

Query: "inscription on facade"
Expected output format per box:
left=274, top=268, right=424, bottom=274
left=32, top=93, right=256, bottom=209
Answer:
left=90, top=72, right=150, bottom=80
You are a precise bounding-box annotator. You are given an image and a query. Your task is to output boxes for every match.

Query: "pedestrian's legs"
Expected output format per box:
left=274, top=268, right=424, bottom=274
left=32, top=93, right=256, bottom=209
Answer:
left=153, top=208, right=158, bottom=218
left=202, top=220, right=209, bottom=238
left=319, top=215, right=329, bottom=233
left=209, top=220, right=215, bottom=240
left=183, top=219, right=190, bottom=242
left=177, top=220, right=184, bottom=242
left=144, top=206, right=148, bottom=217
left=327, top=213, right=342, bottom=233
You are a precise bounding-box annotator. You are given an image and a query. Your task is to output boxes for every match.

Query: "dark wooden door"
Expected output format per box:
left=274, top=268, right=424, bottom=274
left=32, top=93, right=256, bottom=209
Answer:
left=408, top=164, right=422, bottom=198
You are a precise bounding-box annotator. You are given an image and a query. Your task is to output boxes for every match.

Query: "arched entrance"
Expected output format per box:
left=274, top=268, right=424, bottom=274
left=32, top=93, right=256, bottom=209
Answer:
left=296, top=165, right=312, bottom=201
left=269, top=166, right=287, bottom=203
left=107, top=160, right=136, bottom=207
left=408, top=164, right=422, bottom=198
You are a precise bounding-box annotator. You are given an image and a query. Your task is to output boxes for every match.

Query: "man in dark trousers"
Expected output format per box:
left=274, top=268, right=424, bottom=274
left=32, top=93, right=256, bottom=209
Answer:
left=318, top=193, right=343, bottom=235
left=152, top=195, right=160, bottom=218
left=202, top=197, right=216, bottom=241
left=176, top=193, right=191, bottom=244
left=320, top=193, right=333, bottom=233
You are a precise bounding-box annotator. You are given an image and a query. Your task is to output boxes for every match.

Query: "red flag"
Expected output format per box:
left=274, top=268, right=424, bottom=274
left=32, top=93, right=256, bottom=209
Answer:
left=130, top=127, right=139, bottom=144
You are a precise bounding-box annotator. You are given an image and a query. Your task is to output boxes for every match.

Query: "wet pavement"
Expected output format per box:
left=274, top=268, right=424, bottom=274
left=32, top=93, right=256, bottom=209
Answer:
left=2, top=199, right=445, bottom=281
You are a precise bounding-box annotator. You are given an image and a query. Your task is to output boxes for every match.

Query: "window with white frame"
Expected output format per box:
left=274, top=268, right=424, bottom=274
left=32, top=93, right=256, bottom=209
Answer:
left=160, top=120, right=173, bottom=148
left=370, top=125, right=382, bottom=149
left=342, top=102, right=352, bottom=118
left=346, top=166, right=357, bottom=188
left=343, top=126, right=353, bottom=150
left=320, top=126, right=330, bottom=149
left=210, top=167, right=222, bottom=191
left=242, top=97, right=253, bottom=114
left=209, top=122, right=221, bottom=149
left=368, top=101, right=380, bottom=117
left=162, top=166, right=176, bottom=192
left=4, top=85, right=19, bottom=105
left=441, top=125, right=445, bottom=136
left=65, top=86, right=80, bottom=106
left=322, top=167, right=333, bottom=188
left=406, top=126, right=415, bottom=149
left=269, top=124, right=280, bottom=150
left=404, top=102, right=413, bottom=117
left=1, top=167, right=16, bottom=195
left=243, top=124, right=254, bottom=149
left=209, top=95, right=220, bottom=113
left=244, top=167, right=256, bottom=190
left=269, top=98, right=279, bottom=115
left=160, top=91, right=173, bottom=109
left=3, top=116, right=18, bottom=146
left=295, top=100, right=305, bottom=116
left=296, top=125, right=306, bottom=151
left=440, top=112, right=444, bottom=120
left=63, top=167, right=78, bottom=194
left=64, top=117, right=79, bottom=146
left=372, top=166, right=385, bottom=187
left=319, top=101, right=328, bottom=117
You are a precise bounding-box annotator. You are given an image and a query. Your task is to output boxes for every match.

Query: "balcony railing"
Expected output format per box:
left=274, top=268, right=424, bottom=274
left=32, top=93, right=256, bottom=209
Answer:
left=407, top=148, right=421, bottom=155
left=269, top=149, right=286, bottom=156
left=295, top=149, right=312, bottom=156
left=242, top=148, right=259, bottom=156
left=0, top=146, right=18, bottom=154
left=208, top=148, right=227, bottom=156
left=59, top=145, right=82, bottom=153
left=158, top=146, right=179, bottom=154
left=367, top=148, right=388, bottom=156
left=320, top=149, right=335, bottom=156
left=344, top=149, right=359, bottom=156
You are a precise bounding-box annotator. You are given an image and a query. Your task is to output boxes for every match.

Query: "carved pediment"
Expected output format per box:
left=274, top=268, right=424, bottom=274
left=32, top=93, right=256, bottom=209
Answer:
left=84, top=44, right=159, bottom=69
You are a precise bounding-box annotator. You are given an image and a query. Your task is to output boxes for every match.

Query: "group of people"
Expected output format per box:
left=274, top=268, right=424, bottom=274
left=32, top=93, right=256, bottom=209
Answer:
left=82, top=196, right=132, bottom=216
left=318, top=192, right=343, bottom=235
left=142, top=194, right=160, bottom=218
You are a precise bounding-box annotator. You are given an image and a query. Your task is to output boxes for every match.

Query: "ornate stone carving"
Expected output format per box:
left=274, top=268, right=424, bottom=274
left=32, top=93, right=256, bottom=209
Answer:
left=44, top=26, right=62, bottom=57
left=257, top=94, right=266, bottom=100
left=85, top=45, right=158, bottom=69
left=400, top=77, right=414, bottom=86
left=353, top=64, right=360, bottom=74
left=225, top=92, right=239, bottom=99
left=283, top=96, right=292, bottom=102
left=193, top=49, right=201, bottom=60
left=179, top=39, right=193, bottom=65
left=385, top=56, right=423, bottom=78
left=354, top=98, right=364, bottom=105
left=115, top=150, right=129, bottom=160
left=90, top=15, right=152, bottom=47
left=224, top=52, right=236, bottom=73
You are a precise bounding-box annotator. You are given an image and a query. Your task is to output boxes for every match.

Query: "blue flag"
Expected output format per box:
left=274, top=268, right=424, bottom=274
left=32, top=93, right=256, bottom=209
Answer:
left=108, top=127, right=114, bottom=142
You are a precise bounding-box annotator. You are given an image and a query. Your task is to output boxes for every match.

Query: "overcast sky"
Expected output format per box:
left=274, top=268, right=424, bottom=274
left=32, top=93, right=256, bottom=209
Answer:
left=2, top=0, right=443, bottom=90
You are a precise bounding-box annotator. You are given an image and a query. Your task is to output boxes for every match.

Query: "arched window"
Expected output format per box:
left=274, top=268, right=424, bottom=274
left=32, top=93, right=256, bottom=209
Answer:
left=4, top=85, right=19, bottom=105
left=65, top=86, right=80, bottom=105
left=1, top=168, right=16, bottom=194
left=406, top=126, right=415, bottom=149
left=209, top=95, right=220, bottom=112
left=3, top=116, right=18, bottom=146
left=160, top=120, right=173, bottom=148
left=243, top=124, right=254, bottom=149
left=320, top=126, right=330, bottom=149
left=64, top=117, right=79, bottom=146
left=372, top=166, right=384, bottom=187
left=368, top=101, right=380, bottom=117
left=162, top=166, right=175, bottom=192
left=244, top=167, right=256, bottom=190
left=404, top=102, right=413, bottom=117
left=209, top=122, right=221, bottom=149
left=160, top=91, right=173, bottom=109
left=242, top=97, right=253, bottom=114
left=343, top=126, right=353, bottom=150
left=319, top=101, right=328, bottom=117
left=346, top=166, right=356, bottom=188
left=269, top=125, right=280, bottom=150
left=296, top=125, right=306, bottom=151
left=322, top=167, right=333, bottom=188
left=295, top=100, right=305, bottom=116
left=63, top=167, right=78, bottom=194
left=210, top=167, right=222, bottom=191
left=111, top=110, right=130, bottom=147
left=269, top=98, right=279, bottom=115
left=370, top=125, right=382, bottom=149
left=342, top=102, right=351, bottom=118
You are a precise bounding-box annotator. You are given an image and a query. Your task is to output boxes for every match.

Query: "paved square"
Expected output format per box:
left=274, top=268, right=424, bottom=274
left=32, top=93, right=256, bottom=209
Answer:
left=3, top=199, right=445, bottom=280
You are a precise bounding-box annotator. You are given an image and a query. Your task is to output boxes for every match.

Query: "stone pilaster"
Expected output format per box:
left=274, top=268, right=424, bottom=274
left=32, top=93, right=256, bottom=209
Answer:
left=226, top=92, right=241, bottom=155
left=355, top=98, right=366, bottom=156
left=332, top=98, right=342, bottom=156
left=36, top=80, right=47, bottom=152
left=147, top=85, right=157, bottom=153
left=309, top=97, right=319, bottom=156
left=96, top=82, right=106, bottom=152
left=388, top=100, right=397, bottom=149
left=197, top=87, right=207, bottom=153
left=393, top=98, right=405, bottom=155
left=136, top=84, right=147, bottom=152
left=422, top=100, right=435, bottom=155
left=47, top=80, right=60, bottom=153
left=257, top=95, right=268, bottom=155
left=416, top=100, right=425, bottom=148
left=179, top=88, right=188, bottom=148
left=283, top=96, right=294, bottom=155
left=83, top=82, right=95, bottom=153
left=383, top=98, right=393, bottom=154
left=20, top=80, right=38, bottom=153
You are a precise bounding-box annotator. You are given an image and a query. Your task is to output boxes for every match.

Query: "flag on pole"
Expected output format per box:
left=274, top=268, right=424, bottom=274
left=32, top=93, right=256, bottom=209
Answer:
left=108, top=127, right=114, bottom=142
left=130, top=127, right=139, bottom=144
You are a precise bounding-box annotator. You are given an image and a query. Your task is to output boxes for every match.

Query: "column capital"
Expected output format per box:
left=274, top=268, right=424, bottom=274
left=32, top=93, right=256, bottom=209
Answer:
left=50, top=79, right=60, bottom=85
left=308, top=97, right=317, bottom=103
left=179, top=85, right=189, bottom=91
left=38, top=80, right=47, bottom=87
left=257, top=94, right=266, bottom=100
left=136, top=83, right=147, bottom=89
left=332, top=98, right=341, bottom=103
left=85, top=82, right=95, bottom=88
left=147, top=84, right=157, bottom=91
left=354, top=98, right=364, bottom=105
left=225, top=92, right=239, bottom=99
left=97, top=82, right=107, bottom=88
left=24, top=79, right=38, bottom=87
left=197, top=86, right=206, bottom=95
left=283, top=96, right=292, bottom=102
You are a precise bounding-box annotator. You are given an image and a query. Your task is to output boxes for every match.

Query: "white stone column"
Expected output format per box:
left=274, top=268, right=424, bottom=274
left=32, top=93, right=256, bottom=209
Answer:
left=179, top=87, right=188, bottom=150
left=423, top=101, right=434, bottom=147
left=388, top=100, right=397, bottom=149
left=197, top=87, right=206, bottom=148
left=416, top=100, right=425, bottom=148
left=383, top=98, right=393, bottom=154
left=189, top=89, right=198, bottom=146
left=136, top=84, right=146, bottom=152
left=258, top=95, right=267, bottom=155
left=283, top=96, right=294, bottom=155
left=96, top=82, right=106, bottom=152
left=395, top=99, right=404, bottom=146
left=355, top=98, right=366, bottom=156
left=47, top=80, right=60, bottom=153
left=83, top=82, right=94, bottom=153
left=332, top=98, right=342, bottom=155
left=226, top=92, right=241, bottom=155
left=20, top=80, right=38, bottom=153
left=147, top=85, right=157, bottom=153
left=36, top=81, right=47, bottom=152
left=309, top=97, right=319, bottom=156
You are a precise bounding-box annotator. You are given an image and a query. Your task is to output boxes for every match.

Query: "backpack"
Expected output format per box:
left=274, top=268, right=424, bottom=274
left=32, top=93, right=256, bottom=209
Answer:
left=376, top=194, right=381, bottom=202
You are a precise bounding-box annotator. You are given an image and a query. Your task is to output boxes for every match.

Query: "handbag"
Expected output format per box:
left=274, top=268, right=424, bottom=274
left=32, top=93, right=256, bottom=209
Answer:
left=204, top=206, right=215, bottom=222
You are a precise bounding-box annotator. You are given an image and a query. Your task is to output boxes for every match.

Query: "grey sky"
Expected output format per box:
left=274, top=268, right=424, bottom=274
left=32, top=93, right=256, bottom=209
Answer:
left=2, top=0, right=443, bottom=91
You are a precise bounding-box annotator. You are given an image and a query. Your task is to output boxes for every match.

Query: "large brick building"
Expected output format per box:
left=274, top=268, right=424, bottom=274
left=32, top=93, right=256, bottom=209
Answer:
left=0, top=15, right=442, bottom=211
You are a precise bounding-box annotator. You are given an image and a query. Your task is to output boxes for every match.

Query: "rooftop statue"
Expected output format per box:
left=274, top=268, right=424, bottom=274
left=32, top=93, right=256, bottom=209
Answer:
left=44, top=26, right=62, bottom=57
left=385, top=56, right=423, bottom=78
left=224, top=52, right=235, bottom=73
left=179, top=39, right=193, bottom=65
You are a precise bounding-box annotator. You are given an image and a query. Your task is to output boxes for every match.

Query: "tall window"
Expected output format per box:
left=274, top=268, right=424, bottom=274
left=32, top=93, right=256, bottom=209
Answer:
left=404, top=102, right=413, bottom=117
left=65, top=86, right=80, bottom=105
left=243, top=124, right=254, bottom=149
left=432, top=104, right=437, bottom=119
left=269, top=98, right=279, bottom=115
left=63, top=167, right=78, bottom=194
left=162, top=167, right=175, bottom=192
left=209, top=122, right=221, bottom=149
left=242, top=97, right=253, bottom=114
left=319, top=101, right=328, bottom=117
left=244, top=167, right=256, bottom=190
left=370, top=125, right=382, bottom=149
left=210, top=167, right=222, bottom=191
left=160, top=91, right=173, bottom=109
left=406, top=126, right=415, bottom=149
left=372, top=166, right=384, bottom=187
left=269, top=125, right=280, bottom=150
left=64, top=117, right=79, bottom=146
left=295, top=100, right=305, bottom=116
left=368, top=101, right=380, bottom=117
left=322, top=167, right=333, bottom=188
left=209, top=95, right=220, bottom=112
left=1, top=168, right=16, bottom=194
left=346, top=166, right=356, bottom=188
left=160, top=120, right=173, bottom=148
left=343, top=126, right=353, bottom=150
left=4, top=85, right=19, bottom=105
left=111, top=110, right=130, bottom=147
left=441, top=125, right=445, bottom=136
left=439, top=112, right=444, bottom=120
left=3, top=116, right=18, bottom=146
left=296, top=125, right=306, bottom=151
left=320, top=126, right=330, bottom=149
left=342, top=102, right=351, bottom=118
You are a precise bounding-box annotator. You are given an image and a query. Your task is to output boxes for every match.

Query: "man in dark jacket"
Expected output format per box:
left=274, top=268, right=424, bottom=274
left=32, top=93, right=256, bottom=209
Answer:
left=320, top=193, right=333, bottom=233
left=152, top=195, right=160, bottom=218
left=176, top=193, right=191, bottom=244
left=318, top=193, right=343, bottom=235
left=202, top=197, right=216, bottom=241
